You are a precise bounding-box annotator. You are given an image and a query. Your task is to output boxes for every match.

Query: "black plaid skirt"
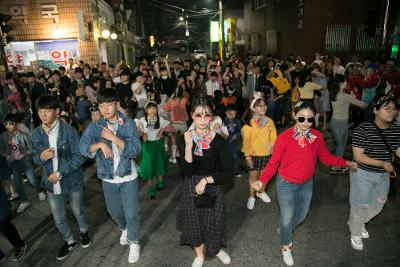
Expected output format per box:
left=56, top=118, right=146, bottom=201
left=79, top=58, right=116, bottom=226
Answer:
left=177, top=175, right=227, bottom=258
left=247, top=155, right=271, bottom=172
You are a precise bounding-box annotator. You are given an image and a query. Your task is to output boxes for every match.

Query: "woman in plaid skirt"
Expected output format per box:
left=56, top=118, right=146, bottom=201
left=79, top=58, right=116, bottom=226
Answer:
left=241, top=92, right=277, bottom=210
left=177, top=97, right=234, bottom=267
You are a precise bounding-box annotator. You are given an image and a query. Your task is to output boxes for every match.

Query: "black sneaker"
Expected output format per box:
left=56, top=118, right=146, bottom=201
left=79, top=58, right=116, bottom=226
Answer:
left=56, top=241, right=76, bottom=261
left=80, top=232, right=92, bottom=248
left=13, top=242, right=27, bottom=261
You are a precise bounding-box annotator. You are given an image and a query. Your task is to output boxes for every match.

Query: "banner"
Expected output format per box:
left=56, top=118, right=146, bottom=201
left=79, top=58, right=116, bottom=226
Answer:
left=35, top=39, right=79, bottom=68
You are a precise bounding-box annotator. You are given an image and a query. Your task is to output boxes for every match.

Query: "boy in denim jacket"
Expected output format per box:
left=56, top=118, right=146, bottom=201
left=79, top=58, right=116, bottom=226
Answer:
left=32, top=95, right=91, bottom=261
left=0, top=113, right=46, bottom=214
left=80, top=89, right=142, bottom=264
left=224, top=105, right=243, bottom=177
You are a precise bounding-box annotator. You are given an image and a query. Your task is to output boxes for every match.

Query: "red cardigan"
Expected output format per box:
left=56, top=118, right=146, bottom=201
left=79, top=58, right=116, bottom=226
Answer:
left=259, top=127, right=346, bottom=184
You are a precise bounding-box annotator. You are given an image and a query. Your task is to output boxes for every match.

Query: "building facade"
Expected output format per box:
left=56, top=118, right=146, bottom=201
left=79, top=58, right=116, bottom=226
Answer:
left=243, top=0, right=396, bottom=61
left=0, top=0, right=124, bottom=69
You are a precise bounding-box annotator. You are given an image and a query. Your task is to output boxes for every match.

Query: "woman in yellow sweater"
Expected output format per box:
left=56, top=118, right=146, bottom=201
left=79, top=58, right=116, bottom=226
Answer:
left=241, top=92, right=277, bottom=210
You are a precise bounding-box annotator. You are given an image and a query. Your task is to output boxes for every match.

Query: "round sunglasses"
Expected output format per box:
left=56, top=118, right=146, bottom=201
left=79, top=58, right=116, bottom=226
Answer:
left=297, top=116, right=315, bottom=123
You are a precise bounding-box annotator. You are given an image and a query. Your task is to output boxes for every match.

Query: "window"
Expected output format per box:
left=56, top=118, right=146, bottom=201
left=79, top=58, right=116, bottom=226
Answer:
left=254, top=0, right=267, bottom=10
left=325, top=25, right=351, bottom=53
left=356, top=25, right=380, bottom=52
left=266, top=30, right=277, bottom=55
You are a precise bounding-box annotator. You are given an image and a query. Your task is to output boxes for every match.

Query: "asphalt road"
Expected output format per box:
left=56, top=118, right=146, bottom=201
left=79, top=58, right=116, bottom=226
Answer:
left=1, top=132, right=399, bottom=267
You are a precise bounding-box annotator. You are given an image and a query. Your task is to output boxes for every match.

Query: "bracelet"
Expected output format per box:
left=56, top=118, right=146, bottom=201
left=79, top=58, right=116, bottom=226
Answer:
left=203, top=177, right=208, bottom=184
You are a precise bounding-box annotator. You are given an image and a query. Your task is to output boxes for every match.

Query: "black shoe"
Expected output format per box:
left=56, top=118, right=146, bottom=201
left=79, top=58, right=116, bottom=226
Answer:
left=80, top=232, right=92, bottom=248
left=56, top=242, right=76, bottom=261
left=13, top=242, right=27, bottom=261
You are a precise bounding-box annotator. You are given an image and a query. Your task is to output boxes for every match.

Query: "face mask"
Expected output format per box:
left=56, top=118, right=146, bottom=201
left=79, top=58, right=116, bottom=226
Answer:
left=161, top=76, right=168, bottom=80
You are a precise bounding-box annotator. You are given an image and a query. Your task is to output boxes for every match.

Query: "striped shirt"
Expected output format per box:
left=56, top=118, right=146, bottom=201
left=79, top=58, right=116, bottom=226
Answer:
left=352, top=122, right=400, bottom=173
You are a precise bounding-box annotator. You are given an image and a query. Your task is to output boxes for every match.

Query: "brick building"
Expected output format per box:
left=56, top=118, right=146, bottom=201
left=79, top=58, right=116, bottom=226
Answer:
left=0, top=0, right=126, bottom=69
left=243, top=0, right=397, bottom=62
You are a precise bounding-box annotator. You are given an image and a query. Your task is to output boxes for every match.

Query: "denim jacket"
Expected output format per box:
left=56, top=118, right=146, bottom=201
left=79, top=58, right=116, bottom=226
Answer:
left=79, top=114, right=141, bottom=180
left=32, top=120, right=84, bottom=194
left=0, top=130, right=32, bottom=166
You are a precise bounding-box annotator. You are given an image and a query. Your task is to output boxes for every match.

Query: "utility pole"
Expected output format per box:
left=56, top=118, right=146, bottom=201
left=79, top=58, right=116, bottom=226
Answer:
left=219, top=0, right=224, bottom=60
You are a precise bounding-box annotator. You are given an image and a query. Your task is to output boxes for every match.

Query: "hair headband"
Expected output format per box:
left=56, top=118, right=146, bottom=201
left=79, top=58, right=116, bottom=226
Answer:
left=144, top=100, right=157, bottom=110
left=250, top=91, right=263, bottom=110
left=295, top=101, right=304, bottom=108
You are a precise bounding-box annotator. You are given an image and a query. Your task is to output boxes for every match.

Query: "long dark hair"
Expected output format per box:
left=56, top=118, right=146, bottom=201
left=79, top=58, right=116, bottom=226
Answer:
left=144, top=101, right=160, bottom=129
left=242, top=96, right=266, bottom=126
left=329, top=78, right=340, bottom=102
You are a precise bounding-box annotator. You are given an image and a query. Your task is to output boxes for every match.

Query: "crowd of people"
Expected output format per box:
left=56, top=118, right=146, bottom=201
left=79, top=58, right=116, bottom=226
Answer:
left=0, top=52, right=399, bottom=266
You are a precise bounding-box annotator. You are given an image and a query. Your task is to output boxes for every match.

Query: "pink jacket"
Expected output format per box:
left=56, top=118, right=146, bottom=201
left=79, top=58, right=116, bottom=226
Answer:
left=162, top=97, right=189, bottom=122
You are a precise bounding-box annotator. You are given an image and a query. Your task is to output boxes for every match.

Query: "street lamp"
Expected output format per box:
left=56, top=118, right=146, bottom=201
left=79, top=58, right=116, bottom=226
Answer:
left=110, top=32, right=117, bottom=40
left=179, top=16, right=184, bottom=21
left=102, top=29, right=111, bottom=39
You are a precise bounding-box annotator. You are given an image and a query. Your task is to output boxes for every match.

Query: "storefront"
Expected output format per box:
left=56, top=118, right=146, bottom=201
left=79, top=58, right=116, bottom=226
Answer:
left=5, top=39, right=80, bottom=69
left=0, top=0, right=119, bottom=70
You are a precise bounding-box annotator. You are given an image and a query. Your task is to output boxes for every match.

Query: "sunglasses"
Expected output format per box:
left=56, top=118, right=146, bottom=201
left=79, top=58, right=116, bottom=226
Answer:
left=89, top=107, right=99, bottom=112
left=297, top=117, right=315, bottom=123
left=193, top=113, right=212, bottom=120
left=5, top=121, right=15, bottom=126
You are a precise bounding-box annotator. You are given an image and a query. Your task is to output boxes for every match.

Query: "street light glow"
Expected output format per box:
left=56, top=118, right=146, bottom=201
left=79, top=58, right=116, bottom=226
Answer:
left=110, top=33, right=117, bottom=39
left=52, top=29, right=65, bottom=39
left=102, top=29, right=111, bottom=39
left=179, top=16, right=184, bottom=21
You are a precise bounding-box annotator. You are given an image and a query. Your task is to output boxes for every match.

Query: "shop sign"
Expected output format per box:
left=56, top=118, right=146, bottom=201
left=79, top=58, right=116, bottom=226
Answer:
left=9, top=5, right=28, bottom=24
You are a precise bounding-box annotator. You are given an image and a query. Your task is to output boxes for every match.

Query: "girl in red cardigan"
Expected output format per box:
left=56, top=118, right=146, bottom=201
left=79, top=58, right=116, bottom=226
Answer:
left=252, top=101, right=357, bottom=266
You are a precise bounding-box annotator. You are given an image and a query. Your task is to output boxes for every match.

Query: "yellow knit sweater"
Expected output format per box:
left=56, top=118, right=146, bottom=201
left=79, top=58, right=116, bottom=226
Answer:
left=241, top=116, right=277, bottom=157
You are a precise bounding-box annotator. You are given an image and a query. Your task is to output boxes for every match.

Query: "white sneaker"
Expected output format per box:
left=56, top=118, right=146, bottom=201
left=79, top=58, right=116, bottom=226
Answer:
left=192, top=256, right=204, bottom=267
left=216, top=249, right=231, bottom=264
left=128, top=242, right=140, bottom=263
left=120, top=229, right=128, bottom=245
left=361, top=225, right=369, bottom=239
left=235, top=173, right=242, bottom=178
left=17, top=201, right=31, bottom=214
left=247, top=197, right=256, bottom=210
left=350, top=236, right=363, bottom=250
left=256, top=192, right=271, bottom=203
left=282, top=248, right=294, bottom=266
left=168, top=157, right=177, bottom=164
left=38, top=192, right=46, bottom=201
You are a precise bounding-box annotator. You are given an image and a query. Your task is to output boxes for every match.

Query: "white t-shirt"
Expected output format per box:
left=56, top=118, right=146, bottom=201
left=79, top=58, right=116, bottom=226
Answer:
left=132, top=82, right=148, bottom=108
left=103, top=123, right=138, bottom=184
left=205, top=80, right=220, bottom=96
left=140, top=117, right=169, bottom=141
left=47, top=121, right=62, bottom=194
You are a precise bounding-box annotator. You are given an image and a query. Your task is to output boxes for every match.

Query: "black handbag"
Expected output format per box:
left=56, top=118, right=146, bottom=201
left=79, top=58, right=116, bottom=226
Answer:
left=194, top=186, right=218, bottom=208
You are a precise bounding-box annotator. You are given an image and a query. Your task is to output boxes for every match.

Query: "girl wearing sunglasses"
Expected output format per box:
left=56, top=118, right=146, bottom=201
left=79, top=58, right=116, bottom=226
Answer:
left=177, top=97, right=234, bottom=267
left=251, top=101, right=357, bottom=266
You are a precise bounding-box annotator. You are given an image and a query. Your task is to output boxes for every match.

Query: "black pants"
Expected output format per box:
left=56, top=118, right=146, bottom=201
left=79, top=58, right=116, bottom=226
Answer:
left=0, top=216, right=24, bottom=257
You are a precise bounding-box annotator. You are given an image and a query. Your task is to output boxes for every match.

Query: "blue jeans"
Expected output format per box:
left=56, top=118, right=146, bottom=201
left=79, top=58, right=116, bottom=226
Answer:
left=102, top=179, right=141, bottom=242
left=348, top=168, right=389, bottom=236
left=276, top=175, right=313, bottom=245
left=329, top=119, right=348, bottom=157
left=11, top=160, right=42, bottom=202
left=227, top=141, right=239, bottom=174
left=47, top=187, right=89, bottom=243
